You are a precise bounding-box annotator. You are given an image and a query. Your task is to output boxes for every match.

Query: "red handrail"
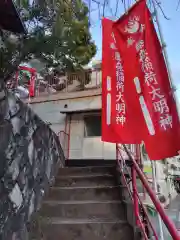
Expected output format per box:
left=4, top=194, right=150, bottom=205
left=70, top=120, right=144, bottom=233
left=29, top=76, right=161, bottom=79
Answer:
left=117, top=146, right=155, bottom=239
left=134, top=159, right=179, bottom=239
left=116, top=144, right=180, bottom=240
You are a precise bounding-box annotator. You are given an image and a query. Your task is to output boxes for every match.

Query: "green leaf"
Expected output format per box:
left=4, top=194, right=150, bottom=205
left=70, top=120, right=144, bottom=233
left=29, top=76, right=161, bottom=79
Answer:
left=145, top=204, right=157, bottom=217
left=2, top=0, right=96, bottom=78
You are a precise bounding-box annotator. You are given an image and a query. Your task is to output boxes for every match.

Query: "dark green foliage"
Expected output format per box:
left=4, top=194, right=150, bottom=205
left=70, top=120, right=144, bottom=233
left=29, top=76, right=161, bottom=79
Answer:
left=0, top=0, right=96, bottom=79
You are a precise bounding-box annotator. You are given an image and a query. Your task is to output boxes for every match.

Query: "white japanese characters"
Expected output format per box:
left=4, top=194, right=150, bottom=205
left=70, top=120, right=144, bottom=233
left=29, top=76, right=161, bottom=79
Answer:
left=136, top=40, right=172, bottom=131
left=110, top=34, right=126, bottom=126
left=115, top=53, right=126, bottom=125
left=125, top=14, right=172, bottom=131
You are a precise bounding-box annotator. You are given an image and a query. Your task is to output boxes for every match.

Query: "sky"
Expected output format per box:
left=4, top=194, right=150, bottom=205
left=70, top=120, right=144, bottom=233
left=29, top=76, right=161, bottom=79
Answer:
left=89, top=0, right=180, bottom=99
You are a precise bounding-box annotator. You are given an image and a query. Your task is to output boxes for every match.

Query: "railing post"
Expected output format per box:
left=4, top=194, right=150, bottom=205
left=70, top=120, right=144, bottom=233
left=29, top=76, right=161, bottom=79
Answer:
left=151, top=160, right=165, bottom=240
left=116, top=143, right=118, bottom=161
left=132, top=162, right=139, bottom=226
left=67, top=114, right=71, bottom=160
left=120, top=144, right=180, bottom=239
left=132, top=144, right=140, bottom=226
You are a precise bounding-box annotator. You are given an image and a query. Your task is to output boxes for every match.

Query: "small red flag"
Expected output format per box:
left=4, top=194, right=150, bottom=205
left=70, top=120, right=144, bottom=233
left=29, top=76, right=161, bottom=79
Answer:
left=29, top=72, right=36, bottom=97
left=101, top=18, right=144, bottom=144
left=113, top=0, right=180, bottom=159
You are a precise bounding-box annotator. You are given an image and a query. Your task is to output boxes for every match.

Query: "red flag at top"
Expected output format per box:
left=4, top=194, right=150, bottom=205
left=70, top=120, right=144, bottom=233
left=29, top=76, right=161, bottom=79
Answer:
left=112, top=0, right=180, bottom=160
left=101, top=18, right=146, bottom=144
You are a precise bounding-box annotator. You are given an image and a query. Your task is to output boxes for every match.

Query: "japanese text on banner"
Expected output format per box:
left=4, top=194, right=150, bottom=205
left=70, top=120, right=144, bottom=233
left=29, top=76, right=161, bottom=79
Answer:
left=111, top=33, right=126, bottom=126
left=125, top=16, right=172, bottom=131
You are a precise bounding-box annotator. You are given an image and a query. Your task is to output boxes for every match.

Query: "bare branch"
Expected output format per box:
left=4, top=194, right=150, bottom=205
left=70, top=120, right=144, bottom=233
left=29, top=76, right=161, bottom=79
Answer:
left=88, top=0, right=91, bottom=22
left=102, top=0, right=107, bottom=16
left=151, top=0, right=170, bottom=20
left=176, top=0, right=180, bottom=10
left=115, top=0, right=120, bottom=16
left=122, top=0, right=127, bottom=12
left=92, top=0, right=101, bottom=4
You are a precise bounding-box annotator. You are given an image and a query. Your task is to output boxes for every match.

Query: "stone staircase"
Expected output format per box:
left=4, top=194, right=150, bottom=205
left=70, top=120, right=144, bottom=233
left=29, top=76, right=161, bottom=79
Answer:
left=32, top=165, right=135, bottom=239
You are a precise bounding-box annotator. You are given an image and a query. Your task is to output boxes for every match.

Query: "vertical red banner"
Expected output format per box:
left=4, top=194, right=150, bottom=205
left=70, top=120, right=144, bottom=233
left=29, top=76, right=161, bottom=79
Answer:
left=102, top=18, right=144, bottom=144
left=113, top=0, right=180, bottom=159
left=29, top=72, right=36, bottom=97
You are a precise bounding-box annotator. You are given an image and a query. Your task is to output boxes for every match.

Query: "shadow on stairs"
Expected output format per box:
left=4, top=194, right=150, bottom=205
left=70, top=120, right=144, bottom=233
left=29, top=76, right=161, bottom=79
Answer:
left=29, top=165, right=138, bottom=240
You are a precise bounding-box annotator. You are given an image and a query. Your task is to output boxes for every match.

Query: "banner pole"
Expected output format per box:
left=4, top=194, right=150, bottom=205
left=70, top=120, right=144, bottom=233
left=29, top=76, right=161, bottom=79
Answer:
left=151, top=0, right=180, bottom=118
left=151, top=160, right=165, bottom=240
left=150, top=3, right=178, bottom=238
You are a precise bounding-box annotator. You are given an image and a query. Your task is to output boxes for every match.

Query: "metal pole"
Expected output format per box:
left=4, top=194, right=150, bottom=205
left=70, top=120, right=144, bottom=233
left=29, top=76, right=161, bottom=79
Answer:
left=151, top=0, right=173, bottom=87
left=151, top=160, right=165, bottom=240
left=150, top=1, right=178, bottom=238
left=151, top=0, right=180, bottom=118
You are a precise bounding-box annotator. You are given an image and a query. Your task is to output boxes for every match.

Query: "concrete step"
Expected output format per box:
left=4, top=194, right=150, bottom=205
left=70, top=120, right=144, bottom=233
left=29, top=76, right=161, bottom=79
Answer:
left=58, top=166, right=116, bottom=177
left=46, top=186, right=122, bottom=201
left=40, top=219, right=134, bottom=240
left=40, top=201, right=126, bottom=220
left=54, top=175, right=116, bottom=188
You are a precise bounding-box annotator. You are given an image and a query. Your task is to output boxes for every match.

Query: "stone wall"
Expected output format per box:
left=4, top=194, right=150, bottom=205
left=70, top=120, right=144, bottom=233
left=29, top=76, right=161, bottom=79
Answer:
left=0, top=87, right=65, bottom=240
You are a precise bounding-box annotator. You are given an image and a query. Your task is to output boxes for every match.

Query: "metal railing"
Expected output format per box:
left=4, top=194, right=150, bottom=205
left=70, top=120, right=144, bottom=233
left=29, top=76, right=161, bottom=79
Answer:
left=58, top=131, right=70, bottom=160
left=116, top=144, right=180, bottom=240
left=7, top=70, right=102, bottom=100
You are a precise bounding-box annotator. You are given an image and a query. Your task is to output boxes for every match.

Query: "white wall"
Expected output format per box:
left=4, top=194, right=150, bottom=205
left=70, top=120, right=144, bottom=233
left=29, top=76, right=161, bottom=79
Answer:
left=29, top=95, right=116, bottom=160
left=30, top=101, right=66, bottom=134
left=69, top=114, right=84, bottom=159
left=30, top=95, right=101, bottom=135
left=69, top=113, right=116, bottom=160
left=142, top=157, right=178, bottom=207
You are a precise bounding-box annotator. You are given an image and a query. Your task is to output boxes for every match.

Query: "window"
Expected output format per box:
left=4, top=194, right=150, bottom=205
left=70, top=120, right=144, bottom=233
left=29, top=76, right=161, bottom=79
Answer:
left=84, top=115, right=101, bottom=137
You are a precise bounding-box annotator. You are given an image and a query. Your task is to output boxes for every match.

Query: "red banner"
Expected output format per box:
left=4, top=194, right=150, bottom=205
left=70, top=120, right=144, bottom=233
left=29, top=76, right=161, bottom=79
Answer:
left=102, top=18, right=145, bottom=144
left=29, top=72, right=36, bottom=97
left=112, top=0, right=180, bottom=159
left=17, top=66, right=36, bottom=97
